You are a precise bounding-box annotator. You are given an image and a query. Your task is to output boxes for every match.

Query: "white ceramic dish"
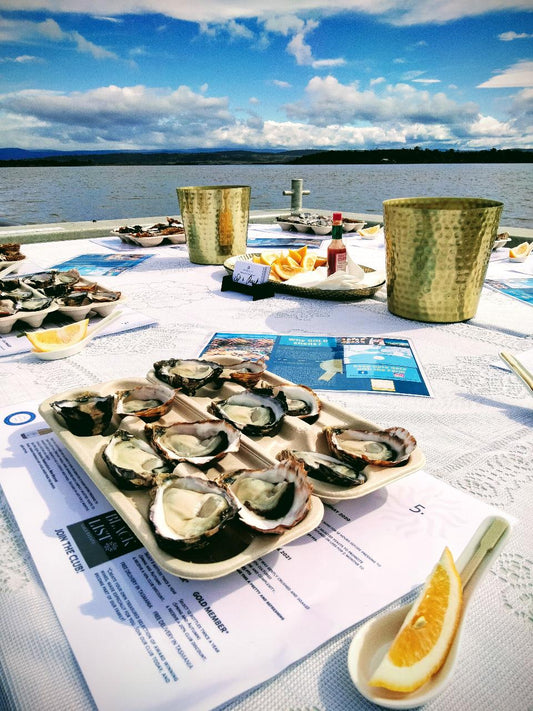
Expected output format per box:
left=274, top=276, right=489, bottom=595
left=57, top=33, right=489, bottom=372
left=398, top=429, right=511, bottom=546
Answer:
left=39, top=376, right=325, bottom=580
left=347, top=516, right=511, bottom=708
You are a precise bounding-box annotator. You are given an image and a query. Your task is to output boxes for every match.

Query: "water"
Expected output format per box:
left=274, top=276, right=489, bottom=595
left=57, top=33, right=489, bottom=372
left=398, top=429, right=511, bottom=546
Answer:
left=1, top=163, right=532, bottom=228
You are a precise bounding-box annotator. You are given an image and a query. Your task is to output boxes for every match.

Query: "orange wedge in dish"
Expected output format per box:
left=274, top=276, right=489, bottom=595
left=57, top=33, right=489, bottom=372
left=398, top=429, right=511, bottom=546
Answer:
left=271, top=258, right=304, bottom=281
left=369, top=546, right=462, bottom=693
left=289, top=246, right=308, bottom=264
left=26, top=319, right=89, bottom=353
left=314, top=256, right=328, bottom=267
left=258, top=251, right=281, bottom=266
left=301, top=254, right=317, bottom=271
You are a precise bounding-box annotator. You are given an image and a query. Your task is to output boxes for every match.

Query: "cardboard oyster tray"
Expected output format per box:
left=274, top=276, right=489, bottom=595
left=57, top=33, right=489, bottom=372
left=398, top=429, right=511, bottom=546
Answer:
left=39, top=369, right=425, bottom=580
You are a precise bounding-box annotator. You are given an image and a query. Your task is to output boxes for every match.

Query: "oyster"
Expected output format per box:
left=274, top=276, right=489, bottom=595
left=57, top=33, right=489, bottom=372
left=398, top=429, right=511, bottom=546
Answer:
left=149, top=475, right=238, bottom=552
left=0, top=296, right=19, bottom=317
left=51, top=392, right=114, bottom=436
left=208, top=389, right=287, bottom=437
left=220, top=459, right=312, bottom=534
left=260, top=384, right=320, bottom=423
left=89, top=288, right=121, bottom=303
left=153, top=358, right=223, bottom=394
left=214, top=358, right=267, bottom=388
left=277, top=449, right=366, bottom=487
left=115, top=383, right=176, bottom=422
left=148, top=419, right=241, bottom=468
left=18, top=293, right=53, bottom=311
left=102, top=418, right=172, bottom=489
left=325, top=426, right=416, bottom=467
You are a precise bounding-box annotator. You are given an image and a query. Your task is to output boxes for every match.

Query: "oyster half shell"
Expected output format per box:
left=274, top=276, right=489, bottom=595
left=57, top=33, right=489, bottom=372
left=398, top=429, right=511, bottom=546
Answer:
left=51, top=392, right=114, bottom=436
left=147, top=419, right=241, bottom=468
left=102, top=417, right=171, bottom=489
left=208, top=389, right=287, bottom=437
left=325, top=425, right=416, bottom=467
left=277, top=449, right=367, bottom=487
left=254, top=383, right=321, bottom=423
left=153, top=358, right=223, bottom=394
left=220, top=459, right=312, bottom=534
left=149, top=475, right=239, bottom=552
left=115, top=383, right=176, bottom=422
left=214, top=357, right=267, bottom=388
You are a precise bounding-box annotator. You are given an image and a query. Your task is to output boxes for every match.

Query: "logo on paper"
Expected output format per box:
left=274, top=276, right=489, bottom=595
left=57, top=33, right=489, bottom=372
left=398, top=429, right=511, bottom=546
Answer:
left=3, top=411, right=36, bottom=426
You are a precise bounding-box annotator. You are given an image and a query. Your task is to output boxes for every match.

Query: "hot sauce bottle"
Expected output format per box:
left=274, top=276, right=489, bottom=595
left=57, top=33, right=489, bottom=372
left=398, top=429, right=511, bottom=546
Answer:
left=327, top=212, right=347, bottom=276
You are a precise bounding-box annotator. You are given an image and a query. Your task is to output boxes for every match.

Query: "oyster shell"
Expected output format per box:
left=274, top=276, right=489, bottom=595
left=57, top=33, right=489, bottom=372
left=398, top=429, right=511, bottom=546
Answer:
left=220, top=459, right=312, bottom=534
left=153, top=358, right=223, bottom=394
left=147, top=419, right=241, bottom=468
left=0, top=296, right=19, bottom=317
left=208, top=389, right=287, bottom=437
left=214, top=357, right=267, bottom=388
left=325, top=426, right=416, bottom=467
left=115, top=383, right=176, bottom=422
left=149, top=475, right=238, bottom=552
left=102, top=417, right=172, bottom=489
left=255, top=383, right=320, bottom=423
left=277, top=449, right=366, bottom=487
left=51, top=392, right=114, bottom=436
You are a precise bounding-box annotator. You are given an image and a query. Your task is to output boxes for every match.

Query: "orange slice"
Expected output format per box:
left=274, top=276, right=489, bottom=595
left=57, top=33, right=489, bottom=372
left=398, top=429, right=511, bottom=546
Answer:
left=314, top=256, right=328, bottom=267
left=288, top=246, right=307, bottom=264
left=26, top=319, right=89, bottom=353
left=271, top=260, right=304, bottom=281
left=369, top=547, right=462, bottom=693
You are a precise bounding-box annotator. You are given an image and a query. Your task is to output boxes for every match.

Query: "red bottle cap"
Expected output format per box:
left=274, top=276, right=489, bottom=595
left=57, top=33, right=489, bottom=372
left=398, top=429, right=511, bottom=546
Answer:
left=332, top=212, right=342, bottom=222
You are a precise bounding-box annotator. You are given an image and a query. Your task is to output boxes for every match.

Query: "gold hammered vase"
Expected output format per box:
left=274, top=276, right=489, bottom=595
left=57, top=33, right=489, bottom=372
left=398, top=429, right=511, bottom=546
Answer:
left=383, top=197, right=503, bottom=323
left=177, top=185, right=251, bottom=265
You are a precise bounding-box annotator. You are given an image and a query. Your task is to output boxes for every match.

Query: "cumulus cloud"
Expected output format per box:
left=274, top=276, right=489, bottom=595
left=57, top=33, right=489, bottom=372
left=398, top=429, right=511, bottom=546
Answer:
left=0, top=15, right=117, bottom=60
left=0, top=54, right=43, bottom=63
left=284, top=75, right=478, bottom=127
left=478, top=60, right=533, bottom=88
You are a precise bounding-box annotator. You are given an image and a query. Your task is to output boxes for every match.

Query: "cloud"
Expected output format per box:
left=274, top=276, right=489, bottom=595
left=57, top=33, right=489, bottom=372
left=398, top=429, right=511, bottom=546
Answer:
left=3, top=1, right=531, bottom=26
left=478, top=60, right=533, bottom=88
left=0, top=54, right=43, bottom=63
left=284, top=75, right=478, bottom=126
left=272, top=79, right=292, bottom=88
left=0, top=15, right=117, bottom=60
left=498, top=30, right=533, bottom=40
left=413, top=78, right=441, bottom=84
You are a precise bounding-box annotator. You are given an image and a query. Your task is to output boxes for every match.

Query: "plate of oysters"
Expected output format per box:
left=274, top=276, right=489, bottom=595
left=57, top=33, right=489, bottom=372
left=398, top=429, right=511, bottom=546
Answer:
left=112, top=217, right=186, bottom=246
left=39, top=356, right=424, bottom=580
left=0, top=268, right=123, bottom=334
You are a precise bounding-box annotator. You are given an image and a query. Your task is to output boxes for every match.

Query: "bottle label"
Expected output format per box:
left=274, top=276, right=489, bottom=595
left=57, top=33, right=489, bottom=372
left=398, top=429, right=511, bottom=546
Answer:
left=334, top=251, right=347, bottom=271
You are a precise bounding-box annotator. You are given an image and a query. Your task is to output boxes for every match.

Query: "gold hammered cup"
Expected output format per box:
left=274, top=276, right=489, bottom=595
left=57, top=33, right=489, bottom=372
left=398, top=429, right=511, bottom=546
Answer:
left=383, top=197, right=503, bottom=323
left=177, top=185, right=251, bottom=265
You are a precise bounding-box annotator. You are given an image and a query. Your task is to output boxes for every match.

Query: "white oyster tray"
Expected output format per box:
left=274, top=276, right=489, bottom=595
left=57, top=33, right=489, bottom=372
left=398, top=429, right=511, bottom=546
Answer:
left=38, top=376, right=325, bottom=581
left=147, top=368, right=426, bottom=504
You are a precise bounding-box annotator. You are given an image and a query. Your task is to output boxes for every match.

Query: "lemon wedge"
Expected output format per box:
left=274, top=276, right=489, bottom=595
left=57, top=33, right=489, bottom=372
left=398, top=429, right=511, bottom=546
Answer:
left=26, top=319, right=89, bottom=352
left=358, top=224, right=381, bottom=237
left=509, top=242, right=532, bottom=260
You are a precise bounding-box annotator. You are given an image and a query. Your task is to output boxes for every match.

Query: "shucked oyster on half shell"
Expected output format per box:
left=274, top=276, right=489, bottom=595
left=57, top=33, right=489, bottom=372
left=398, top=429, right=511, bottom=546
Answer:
left=102, top=416, right=172, bottom=489
left=149, top=474, right=239, bottom=552
left=153, top=358, right=223, bottom=395
left=254, top=383, right=321, bottom=423
left=277, top=449, right=367, bottom=487
left=51, top=391, right=114, bottom=436
left=220, top=459, right=312, bottom=534
left=212, top=357, right=267, bottom=388
left=147, top=419, right=241, bottom=468
left=208, top=389, right=288, bottom=437
left=114, top=383, right=176, bottom=422
left=325, top=425, right=416, bottom=468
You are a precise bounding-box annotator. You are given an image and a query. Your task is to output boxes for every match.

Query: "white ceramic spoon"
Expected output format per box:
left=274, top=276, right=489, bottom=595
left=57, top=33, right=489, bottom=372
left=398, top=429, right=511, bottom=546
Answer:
left=347, top=516, right=510, bottom=709
left=32, top=309, right=123, bottom=360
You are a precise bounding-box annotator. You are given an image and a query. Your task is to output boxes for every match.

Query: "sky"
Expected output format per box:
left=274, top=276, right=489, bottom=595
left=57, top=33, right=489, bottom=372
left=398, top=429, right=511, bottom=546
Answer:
left=0, top=1, right=532, bottom=153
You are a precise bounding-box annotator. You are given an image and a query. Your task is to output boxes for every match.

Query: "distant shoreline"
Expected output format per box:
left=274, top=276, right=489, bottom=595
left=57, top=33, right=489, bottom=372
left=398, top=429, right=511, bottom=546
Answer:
left=0, top=147, right=531, bottom=167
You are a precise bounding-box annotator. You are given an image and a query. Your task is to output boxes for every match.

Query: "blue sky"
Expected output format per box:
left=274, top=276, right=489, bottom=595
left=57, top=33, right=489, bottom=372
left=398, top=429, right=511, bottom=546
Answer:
left=0, top=1, right=531, bottom=152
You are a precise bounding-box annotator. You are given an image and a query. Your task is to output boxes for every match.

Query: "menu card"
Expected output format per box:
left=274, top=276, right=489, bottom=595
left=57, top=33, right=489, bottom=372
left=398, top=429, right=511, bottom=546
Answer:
left=0, top=402, right=506, bottom=711
left=200, top=332, right=431, bottom=396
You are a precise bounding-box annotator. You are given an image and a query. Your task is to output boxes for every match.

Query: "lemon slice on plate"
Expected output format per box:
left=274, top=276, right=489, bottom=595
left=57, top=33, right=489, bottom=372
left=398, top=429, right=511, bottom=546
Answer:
left=509, top=242, right=532, bottom=260
left=26, top=319, right=89, bottom=352
left=369, top=546, right=462, bottom=693
left=358, top=224, right=381, bottom=238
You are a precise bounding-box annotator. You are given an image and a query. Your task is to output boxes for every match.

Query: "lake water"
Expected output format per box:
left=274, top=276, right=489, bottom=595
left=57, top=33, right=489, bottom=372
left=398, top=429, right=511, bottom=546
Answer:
left=2, top=163, right=532, bottom=228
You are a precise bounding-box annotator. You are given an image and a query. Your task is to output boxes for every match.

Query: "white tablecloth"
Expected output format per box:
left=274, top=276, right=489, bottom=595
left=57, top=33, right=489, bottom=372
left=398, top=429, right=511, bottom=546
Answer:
left=0, top=231, right=531, bottom=711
